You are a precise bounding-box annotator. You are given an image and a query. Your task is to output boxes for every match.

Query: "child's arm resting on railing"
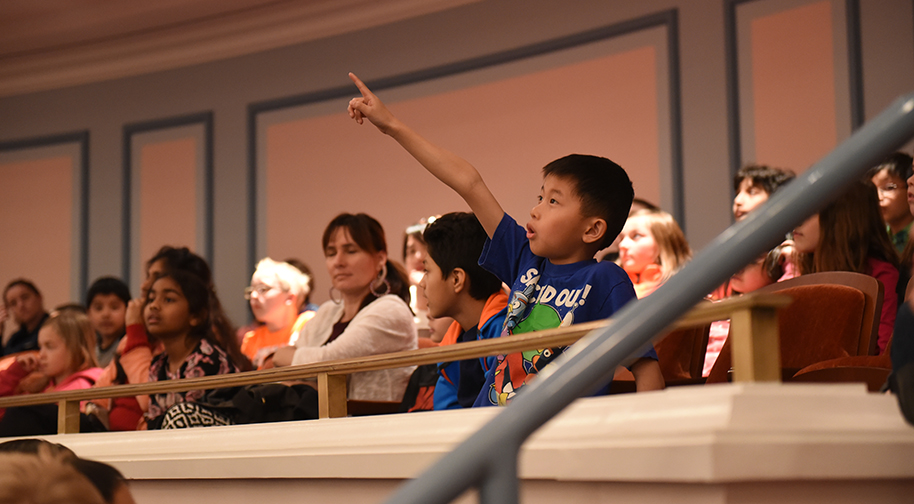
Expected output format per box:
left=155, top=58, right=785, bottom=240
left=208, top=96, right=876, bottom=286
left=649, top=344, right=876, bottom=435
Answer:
left=347, top=72, right=504, bottom=238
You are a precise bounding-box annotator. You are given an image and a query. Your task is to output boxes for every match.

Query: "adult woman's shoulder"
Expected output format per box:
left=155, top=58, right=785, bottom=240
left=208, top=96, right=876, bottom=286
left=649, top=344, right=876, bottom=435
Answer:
left=360, top=295, right=417, bottom=327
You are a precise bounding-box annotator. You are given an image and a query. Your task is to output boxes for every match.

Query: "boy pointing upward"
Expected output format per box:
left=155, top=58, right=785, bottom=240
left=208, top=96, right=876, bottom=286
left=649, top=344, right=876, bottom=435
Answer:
left=348, top=73, right=663, bottom=404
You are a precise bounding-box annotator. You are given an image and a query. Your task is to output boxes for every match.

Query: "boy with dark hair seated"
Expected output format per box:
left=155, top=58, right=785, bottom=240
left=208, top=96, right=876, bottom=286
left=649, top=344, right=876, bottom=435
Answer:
left=867, top=152, right=914, bottom=253
left=85, top=277, right=131, bottom=368
left=348, top=73, right=664, bottom=405
left=732, top=164, right=796, bottom=221
left=421, top=212, right=509, bottom=410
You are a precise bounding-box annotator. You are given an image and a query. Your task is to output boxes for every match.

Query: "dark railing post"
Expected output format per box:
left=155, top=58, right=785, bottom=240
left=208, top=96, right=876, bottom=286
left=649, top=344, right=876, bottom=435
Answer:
left=384, top=92, right=914, bottom=504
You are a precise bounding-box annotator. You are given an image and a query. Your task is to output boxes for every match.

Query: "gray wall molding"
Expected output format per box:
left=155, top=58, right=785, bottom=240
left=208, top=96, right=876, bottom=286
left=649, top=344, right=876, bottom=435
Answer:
left=0, top=131, right=90, bottom=297
left=122, top=112, right=214, bottom=288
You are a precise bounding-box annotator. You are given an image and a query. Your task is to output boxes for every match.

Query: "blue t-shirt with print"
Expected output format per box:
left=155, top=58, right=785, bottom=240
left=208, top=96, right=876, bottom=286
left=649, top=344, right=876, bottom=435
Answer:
left=474, top=214, right=653, bottom=406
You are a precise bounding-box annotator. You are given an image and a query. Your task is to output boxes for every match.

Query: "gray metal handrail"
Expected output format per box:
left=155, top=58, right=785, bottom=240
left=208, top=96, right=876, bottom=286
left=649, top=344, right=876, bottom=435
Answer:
left=385, top=92, right=914, bottom=504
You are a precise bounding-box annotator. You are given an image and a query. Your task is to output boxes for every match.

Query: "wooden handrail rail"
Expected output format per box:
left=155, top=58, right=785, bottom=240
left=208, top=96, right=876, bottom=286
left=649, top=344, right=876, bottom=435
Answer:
left=0, top=293, right=791, bottom=433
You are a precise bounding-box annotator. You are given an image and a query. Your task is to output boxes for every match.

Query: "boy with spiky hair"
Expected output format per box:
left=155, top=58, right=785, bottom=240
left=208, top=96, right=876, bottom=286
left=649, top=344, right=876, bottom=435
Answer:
left=348, top=73, right=663, bottom=405
left=732, top=164, right=796, bottom=221
left=421, top=212, right=508, bottom=409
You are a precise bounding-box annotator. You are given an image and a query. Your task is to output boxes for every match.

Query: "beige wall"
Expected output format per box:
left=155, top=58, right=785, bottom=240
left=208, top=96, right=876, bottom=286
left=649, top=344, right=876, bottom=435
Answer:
left=0, top=0, right=912, bottom=323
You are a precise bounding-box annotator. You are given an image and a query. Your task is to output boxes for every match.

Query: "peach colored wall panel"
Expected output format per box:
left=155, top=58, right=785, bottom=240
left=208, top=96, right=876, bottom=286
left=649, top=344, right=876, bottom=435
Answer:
left=264, top=45, right=661, bottom=302
left=0, top=156, right=73, bottom=310
left=138, top=138, right=198, bottom=269
left=750, top=0, right=838, bottom=172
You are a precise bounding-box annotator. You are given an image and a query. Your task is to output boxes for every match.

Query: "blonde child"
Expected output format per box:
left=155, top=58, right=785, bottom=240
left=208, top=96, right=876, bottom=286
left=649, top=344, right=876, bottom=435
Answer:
left=617, top=209, right=691, bottom=299
left=0, top=310, right=103, bottom=435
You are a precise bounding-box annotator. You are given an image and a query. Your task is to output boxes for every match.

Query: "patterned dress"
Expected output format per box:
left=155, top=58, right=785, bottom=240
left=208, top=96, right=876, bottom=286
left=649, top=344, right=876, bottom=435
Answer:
left=146, top=338, right=237, bottom=429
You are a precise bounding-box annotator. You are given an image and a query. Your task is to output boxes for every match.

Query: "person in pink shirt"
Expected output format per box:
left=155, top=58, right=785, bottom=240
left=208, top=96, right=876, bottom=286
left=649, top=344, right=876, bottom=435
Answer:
left=0, top=310, right=103, bottom=435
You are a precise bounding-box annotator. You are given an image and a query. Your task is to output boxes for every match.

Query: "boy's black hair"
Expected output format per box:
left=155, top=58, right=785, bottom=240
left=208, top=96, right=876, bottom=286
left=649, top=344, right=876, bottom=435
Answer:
left=85, top=276, right=131, bottom=307
left=541, top=154, right=634, bottom=249
left=866, top=151, right=914, bottom=181
left=423, top=212, right=503, bottom=301
left=733, top=164, right=796, bottom=194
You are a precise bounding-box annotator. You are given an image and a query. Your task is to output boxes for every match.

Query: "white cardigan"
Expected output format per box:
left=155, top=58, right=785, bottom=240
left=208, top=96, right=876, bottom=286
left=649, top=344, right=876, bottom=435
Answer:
left=291, top=294, right=417, bottom=402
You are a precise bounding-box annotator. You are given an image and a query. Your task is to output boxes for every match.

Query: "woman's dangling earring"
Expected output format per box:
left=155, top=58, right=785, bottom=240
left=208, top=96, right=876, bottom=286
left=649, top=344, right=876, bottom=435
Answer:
left=370, top=262, right=391, bottom=297
left=329, top=287, right=342, bottom=304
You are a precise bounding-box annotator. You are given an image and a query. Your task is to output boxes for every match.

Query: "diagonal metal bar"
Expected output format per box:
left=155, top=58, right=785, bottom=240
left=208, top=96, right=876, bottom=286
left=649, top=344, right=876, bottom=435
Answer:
left=384, top=92, right=914, bottom=504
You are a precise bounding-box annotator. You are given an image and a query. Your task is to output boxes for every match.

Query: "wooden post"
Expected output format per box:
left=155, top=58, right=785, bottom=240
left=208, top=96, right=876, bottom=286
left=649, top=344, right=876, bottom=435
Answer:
left=728, top=306, right=781, bottom=382
left=58, top=399, right=81, bottom=434
left=317, top=373, right=348, bottom=419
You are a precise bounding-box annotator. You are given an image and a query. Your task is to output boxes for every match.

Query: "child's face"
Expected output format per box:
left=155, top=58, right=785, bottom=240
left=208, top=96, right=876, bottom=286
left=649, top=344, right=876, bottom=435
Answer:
left=87, top=293, right=127, bottom=340
left=733, top=179, right=769, bottom=221
left=730, top=257, right=772, bottom=294
left=618, top=216, right=659, bottom=275
left=144, top=277, right=193, bottom=339
left=906, top=172, right=914, bottom=219
left=3, top=284, right=44, bottom=326
left=871, top=169, right=911, bottom=227
left=792, top=214, right=820, bottom=253
left=38, top=325, right=72, bottom=383
left=404, top=235, right=428, bottom=279
left=248, top=272, right=294, bottom=324
left=419, top=254, right=457, bottom=320
left=527, top=175, right=594, bottom=264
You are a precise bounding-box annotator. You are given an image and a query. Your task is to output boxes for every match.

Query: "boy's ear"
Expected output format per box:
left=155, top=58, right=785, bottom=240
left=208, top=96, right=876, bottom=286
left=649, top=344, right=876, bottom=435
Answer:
left=450, top=268, right=468, bottom=295
left=582, top=217, right=607, bottom=245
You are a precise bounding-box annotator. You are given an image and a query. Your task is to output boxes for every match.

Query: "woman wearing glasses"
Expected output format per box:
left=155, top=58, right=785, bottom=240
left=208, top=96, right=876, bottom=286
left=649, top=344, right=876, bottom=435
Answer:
left=272, top=213, right=417, bottom=402
left=241, top=258, right=314, bottom=369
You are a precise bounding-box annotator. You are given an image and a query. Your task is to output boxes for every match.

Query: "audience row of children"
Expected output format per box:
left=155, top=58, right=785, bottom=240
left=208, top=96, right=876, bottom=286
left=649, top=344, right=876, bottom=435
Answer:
left=1, top=72, right=911, bottom=431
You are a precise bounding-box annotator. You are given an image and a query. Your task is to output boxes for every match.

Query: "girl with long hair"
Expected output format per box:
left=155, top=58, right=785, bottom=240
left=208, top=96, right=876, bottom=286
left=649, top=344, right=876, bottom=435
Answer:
left=792, top=181, right=900, bottom=354
left=617, top=209, right=692, bottom=299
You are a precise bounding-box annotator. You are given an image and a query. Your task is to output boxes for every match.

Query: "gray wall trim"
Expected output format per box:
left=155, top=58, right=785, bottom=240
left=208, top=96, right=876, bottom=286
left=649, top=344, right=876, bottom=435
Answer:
left=0, top=131, right=90, bottom=297
left=846, top=0, right=864, bottom=130
left=122, top=112, right=214, bottom=289
left=725, top=0, right=867, bottom=202
left=247, top=9, right=685, bottom=273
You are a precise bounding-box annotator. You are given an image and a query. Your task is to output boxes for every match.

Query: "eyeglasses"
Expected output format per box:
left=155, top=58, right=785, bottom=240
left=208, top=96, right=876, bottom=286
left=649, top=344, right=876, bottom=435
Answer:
left=877, top=183, right=900, bottom=195
left=243, top=285, right=275, bottom=299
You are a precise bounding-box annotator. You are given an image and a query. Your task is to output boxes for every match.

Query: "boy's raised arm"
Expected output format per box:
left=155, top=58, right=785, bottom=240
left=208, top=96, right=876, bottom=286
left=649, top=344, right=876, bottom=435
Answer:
left=347, top=72, right=504, bottom=237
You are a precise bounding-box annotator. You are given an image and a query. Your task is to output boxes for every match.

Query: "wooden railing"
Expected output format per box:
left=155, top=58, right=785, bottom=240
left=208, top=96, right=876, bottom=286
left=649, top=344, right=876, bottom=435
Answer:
left=0, top=293, right=792, bottom=434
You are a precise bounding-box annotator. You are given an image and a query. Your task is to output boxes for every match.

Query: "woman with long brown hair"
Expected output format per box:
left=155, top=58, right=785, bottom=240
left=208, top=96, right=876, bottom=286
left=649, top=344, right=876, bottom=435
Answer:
left=273, top=213, right=417, bottom=402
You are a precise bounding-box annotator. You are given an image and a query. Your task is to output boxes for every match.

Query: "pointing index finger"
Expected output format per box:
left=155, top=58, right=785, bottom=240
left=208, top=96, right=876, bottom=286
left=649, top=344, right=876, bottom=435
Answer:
left=348, top=72, right=372, bottom=97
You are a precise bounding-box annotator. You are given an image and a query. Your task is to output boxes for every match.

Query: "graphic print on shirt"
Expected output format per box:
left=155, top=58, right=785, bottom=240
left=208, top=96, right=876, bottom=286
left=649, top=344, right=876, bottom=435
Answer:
left=490, top=267, right=593, bottom=405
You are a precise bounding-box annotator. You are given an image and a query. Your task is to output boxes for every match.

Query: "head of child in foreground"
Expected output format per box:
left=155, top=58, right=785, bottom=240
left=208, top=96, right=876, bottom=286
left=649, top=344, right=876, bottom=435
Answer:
left=143, top=271, right=212, bottom=344
left=85, top=277, right=130, bottom=343
left=247, top=258, right=310, bottom=325
left=733, top=164, right=796, bottom=221
left=867, top=152, right=914, bottom=231
left=531, top=154, right=634, bottom=264
left=38, top=310, right=98, bottom=384
left=420, top=212, right=504, bottom=320
left=617, top=209, right=691, bottom=283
